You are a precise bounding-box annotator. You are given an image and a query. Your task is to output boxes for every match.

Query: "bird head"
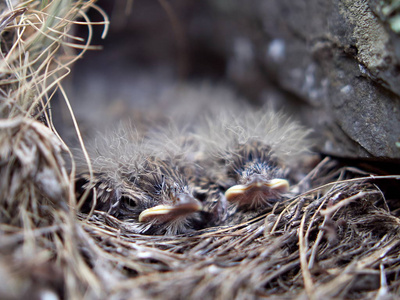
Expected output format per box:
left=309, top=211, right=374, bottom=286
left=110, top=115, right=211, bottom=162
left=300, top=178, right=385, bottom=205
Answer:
left=224, top=144, right=289, bottom=209
left=133, top=160, right=204, bottom=235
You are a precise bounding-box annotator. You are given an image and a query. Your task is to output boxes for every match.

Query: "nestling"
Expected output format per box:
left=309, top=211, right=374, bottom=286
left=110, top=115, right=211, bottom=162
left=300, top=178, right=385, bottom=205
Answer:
left=197, top=107, right=311, bottom=210
left=75, top=123, right=205, bottom=235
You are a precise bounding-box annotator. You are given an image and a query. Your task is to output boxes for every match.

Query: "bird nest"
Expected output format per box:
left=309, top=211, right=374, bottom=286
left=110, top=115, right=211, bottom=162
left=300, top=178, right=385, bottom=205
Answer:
left=1, top=1, right=400, bottom=299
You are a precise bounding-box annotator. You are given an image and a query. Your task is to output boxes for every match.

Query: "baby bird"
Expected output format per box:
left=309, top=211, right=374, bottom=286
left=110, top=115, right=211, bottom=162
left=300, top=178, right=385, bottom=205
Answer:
left=222, top=140, right=290, bottom=209
left=75, top=123, right=205, bottom=235
left=145, top=124, right=228, bottom=227
left=197, top=107, right=311, bottom=211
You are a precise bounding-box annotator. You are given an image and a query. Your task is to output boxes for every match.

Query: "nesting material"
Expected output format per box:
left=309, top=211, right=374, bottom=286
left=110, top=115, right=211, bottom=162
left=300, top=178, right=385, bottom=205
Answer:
left=0, top=1, right=108, bottom=299
left=1, top=1, right=400, bottom=300
left=77, top=156, right=400, bottom=299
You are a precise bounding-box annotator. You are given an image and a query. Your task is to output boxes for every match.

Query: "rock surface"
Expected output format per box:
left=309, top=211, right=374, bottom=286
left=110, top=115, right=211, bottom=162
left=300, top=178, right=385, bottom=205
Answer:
left=220, top=0, right=400, bottom=158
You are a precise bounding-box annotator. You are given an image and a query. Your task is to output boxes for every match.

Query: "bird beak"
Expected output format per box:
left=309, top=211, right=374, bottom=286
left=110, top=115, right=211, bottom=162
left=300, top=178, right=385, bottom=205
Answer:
left=138, top=194, right=202, bottom=223
left=225, top=178, right=289, bottom=206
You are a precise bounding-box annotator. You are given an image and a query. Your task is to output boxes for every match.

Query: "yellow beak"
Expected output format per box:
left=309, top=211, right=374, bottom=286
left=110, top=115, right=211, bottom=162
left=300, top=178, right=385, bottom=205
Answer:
left=225, top=178, right=289, bottom=206
left=139, top=196, right=202, bottom=223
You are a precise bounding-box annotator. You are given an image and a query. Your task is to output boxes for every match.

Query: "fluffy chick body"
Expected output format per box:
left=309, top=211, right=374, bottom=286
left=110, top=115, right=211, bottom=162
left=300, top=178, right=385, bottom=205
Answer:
left=197, top=107, right=311, bottom=212
left=75, top=123, right=205, bottom=235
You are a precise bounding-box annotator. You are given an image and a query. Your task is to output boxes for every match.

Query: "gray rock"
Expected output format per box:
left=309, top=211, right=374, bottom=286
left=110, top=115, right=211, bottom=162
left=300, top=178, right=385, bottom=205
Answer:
left=221, top=0, right=400, bottom=158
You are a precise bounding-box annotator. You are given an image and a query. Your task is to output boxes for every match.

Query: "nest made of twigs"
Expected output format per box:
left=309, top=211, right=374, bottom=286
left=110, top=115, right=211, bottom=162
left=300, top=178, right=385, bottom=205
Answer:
left=1, top=1, right=400, bottom=300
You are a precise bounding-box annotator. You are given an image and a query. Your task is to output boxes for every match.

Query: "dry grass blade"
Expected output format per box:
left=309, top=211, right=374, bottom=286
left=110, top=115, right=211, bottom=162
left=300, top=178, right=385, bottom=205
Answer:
left=299, top=208, right=315, bottom=300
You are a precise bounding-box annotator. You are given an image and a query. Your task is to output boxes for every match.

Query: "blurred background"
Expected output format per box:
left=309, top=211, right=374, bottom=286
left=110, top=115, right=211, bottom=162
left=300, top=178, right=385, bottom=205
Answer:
left=57, top=0, right=400, bottom=162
